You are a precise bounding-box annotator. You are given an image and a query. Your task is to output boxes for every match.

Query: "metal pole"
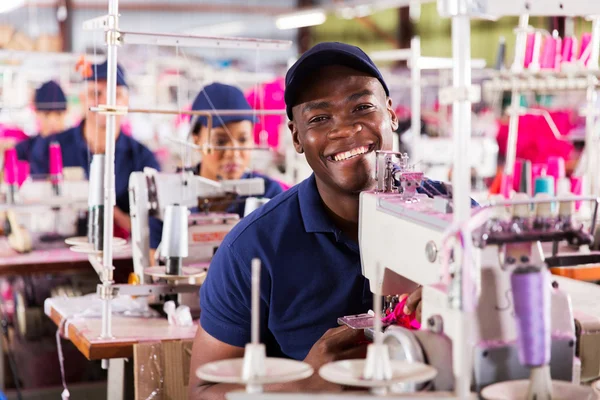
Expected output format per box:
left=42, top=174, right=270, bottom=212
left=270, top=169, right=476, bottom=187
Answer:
left=101, top=0, right=119, bottom=340
left=451, top=13, right=473, bottom=399
left=411, top=36, right=422, bottom=163
left=504, top=15, right=530, bottom=183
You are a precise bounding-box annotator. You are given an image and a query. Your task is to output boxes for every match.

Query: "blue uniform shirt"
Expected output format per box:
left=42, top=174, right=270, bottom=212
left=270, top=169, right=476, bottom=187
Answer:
left=28, top=121, right=160, bottom=214
left=148, top=164, right=284, bottom=249
left=15, top=136, right=42, bottom=162
left=200, top=174, right=476, bottom=359
left=200, top=174, right=373, bottom=360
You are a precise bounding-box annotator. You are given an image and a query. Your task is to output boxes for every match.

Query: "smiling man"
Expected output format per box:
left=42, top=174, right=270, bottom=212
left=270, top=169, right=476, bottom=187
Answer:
left=189, top=42, right=427, bottom=399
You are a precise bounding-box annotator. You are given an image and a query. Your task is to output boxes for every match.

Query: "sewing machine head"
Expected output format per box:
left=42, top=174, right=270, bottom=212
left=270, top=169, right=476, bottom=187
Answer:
left=129, top=167, right=265, bottom=284
left=358, top=151, right=600, bottom=392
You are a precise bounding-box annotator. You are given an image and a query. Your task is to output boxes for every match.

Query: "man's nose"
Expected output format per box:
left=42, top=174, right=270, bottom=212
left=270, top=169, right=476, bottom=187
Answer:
left=328, top=121, right=363, bottom=140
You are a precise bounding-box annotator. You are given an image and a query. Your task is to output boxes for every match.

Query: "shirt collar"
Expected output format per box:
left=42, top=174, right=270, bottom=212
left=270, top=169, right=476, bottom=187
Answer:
left=298, top=174, right=338, bottom=234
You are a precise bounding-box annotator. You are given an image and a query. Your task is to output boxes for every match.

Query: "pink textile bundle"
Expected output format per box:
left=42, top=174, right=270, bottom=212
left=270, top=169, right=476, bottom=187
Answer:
left=381, top=296, right=421, bottom=330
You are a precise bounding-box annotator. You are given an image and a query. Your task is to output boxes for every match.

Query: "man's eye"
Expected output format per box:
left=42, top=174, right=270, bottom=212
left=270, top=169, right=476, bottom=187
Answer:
left=309, top=116, right=328, bottom=124
left=354, top=104, right=373, bottom=112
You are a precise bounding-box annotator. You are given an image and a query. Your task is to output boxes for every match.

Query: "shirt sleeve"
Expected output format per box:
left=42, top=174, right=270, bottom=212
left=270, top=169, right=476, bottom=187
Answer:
left=200, top=244, right=253, bottom=348
left=14, top=140, right=29, bottom=161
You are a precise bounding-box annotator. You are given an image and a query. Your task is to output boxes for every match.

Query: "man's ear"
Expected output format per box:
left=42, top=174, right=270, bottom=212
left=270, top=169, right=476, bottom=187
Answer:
left=387, top=97, right=399, bottom=131
left=288, top=120, right=304, bottom=154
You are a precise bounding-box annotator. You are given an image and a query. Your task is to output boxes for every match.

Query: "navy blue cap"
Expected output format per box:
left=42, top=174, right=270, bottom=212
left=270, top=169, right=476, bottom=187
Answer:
left=34, top=80, right=67, bottom=111
left=190, top=82, right=258, bottom=133
left=284, top=42, right=389, bottom=120
left=86, top=60, right=128, bottom=87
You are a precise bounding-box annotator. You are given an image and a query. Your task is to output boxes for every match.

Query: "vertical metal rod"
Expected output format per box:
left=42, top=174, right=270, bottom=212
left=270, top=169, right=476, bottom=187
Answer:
left=101, top=0, right=119, bottom=340
left=584, top=84, right=598, bottom=198
left=505, top=15, right=530, bottom=180
left=251, top=259, right=261, bottom=345
left=451, top=13, right=473, bottom=399
left=411, top=36, right=422, bottom=164
left=589, top=18, right=600, bottom=70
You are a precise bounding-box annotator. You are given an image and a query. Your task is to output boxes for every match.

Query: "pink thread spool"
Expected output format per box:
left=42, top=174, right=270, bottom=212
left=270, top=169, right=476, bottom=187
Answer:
left=579, top=33, right=592, bottom=65
left=540, top=36, right=558, bottom=69
left=546, top=157, right=565, bottom=192
left=570, top=176, right=583, bottom=211
left=513, top=159, right=524, bottom=193
left=17, top=161, right=29, bottom=187
left=48, top=142, right=63, bottom=185
left=501, top=174, right=513, bottom=199
left=524, top=33, right=536, bottom=68
left=3, top=148, right=18, bottom=185
left=562, top=36, right=577, bottom=63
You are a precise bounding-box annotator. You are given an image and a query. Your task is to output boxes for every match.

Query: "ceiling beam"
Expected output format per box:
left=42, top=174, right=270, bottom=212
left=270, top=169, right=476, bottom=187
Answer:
left=25, top=1, right=295, bottom=15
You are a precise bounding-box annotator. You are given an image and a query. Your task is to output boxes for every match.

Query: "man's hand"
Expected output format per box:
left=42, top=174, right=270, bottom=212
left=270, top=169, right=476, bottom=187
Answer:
left=403, top=286, right=423, bottom=323
left=301, top=326, right=368, bottom=392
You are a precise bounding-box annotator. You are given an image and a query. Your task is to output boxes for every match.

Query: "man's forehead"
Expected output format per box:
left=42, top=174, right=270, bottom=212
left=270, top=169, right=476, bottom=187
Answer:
left=295, top=72, right=384, bottom=108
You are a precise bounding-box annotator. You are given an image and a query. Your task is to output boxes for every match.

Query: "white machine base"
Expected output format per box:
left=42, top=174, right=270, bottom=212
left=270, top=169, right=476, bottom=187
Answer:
left=481, top=380, right=595, bottom=400
left=318, top=360, right=437, bottom=388
left=196, top=358, right=313, bottom=385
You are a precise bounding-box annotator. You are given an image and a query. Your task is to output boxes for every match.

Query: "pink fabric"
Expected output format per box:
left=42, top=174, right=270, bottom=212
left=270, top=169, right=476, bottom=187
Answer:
left=245, top=78, right=286, bottom=149
left=381, top=297, right=421, bottom=330
left=0, top=125, right=28, bottom=142
left=3, top=148, right=18, bottom=184
left=497, top=111, right=574, bottom=164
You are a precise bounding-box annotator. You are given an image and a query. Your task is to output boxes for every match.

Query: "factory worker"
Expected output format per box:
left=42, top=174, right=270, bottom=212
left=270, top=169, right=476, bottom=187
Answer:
left=148, top=82, right=284, bottom=251
left=15, top=80, right=68, bottom=161
left=189, top=42, right=462, bottom=397
left=28, top=61, right=160, bottom=234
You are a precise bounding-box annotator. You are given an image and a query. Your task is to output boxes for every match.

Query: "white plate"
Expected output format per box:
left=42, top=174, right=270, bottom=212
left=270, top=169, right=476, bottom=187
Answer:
left=196, top=358, right=313, bottom=385
left=318, top=360, right=437, bottom=388
left=65, top=236, right=127, bottom=247
left=481, top=380, right=596, bottom=400
left=145, top=266, right=208, bottom=281
left=69, top=246, right=102, bottom=254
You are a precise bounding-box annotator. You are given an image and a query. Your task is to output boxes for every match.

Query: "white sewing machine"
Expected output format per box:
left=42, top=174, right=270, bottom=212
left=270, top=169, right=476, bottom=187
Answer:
left=128, top=167, right=265, bottom=284
left=358, top=151, right=600, bottom=393
left=0, top=167, right=89, bottom=252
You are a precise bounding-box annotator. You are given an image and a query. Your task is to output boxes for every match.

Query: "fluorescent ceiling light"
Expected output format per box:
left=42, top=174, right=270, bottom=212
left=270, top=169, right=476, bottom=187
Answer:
left=0, top=0, right=25, bottom=13
left=276, top=9, right=327, bottom=30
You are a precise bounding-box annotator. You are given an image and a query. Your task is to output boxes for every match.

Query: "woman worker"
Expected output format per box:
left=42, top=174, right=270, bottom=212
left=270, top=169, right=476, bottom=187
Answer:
left=149, top=82, right=285, bottom=252
left=15, top=80, right=68, bottom=161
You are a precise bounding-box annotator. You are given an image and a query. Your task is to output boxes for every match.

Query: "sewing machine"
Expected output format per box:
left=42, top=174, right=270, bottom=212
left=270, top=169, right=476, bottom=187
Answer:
left=128, top=167, right=265, bottom=285
left=358, top=151, right=600, bottom=394
left=0, top=168, right=88, bottom=253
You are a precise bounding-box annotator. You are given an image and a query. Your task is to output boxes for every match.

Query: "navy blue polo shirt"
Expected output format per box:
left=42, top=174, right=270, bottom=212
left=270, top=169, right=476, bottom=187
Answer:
left=200, top=174, right=373, bottom=360
left=28, top=121, right=160, bottom=214
left=148, top=164, right=284, bottom=249
left=15, top=135, right=42, bottom=162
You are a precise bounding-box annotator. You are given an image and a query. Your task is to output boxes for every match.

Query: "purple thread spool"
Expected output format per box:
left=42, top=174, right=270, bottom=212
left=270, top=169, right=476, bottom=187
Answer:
left=511, top=267, right=551, bottom=367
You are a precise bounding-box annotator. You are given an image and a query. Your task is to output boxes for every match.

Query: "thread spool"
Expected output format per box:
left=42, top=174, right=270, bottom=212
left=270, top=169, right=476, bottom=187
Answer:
left=570, top=176, right=583, bottom=211
left=540, top=36, right=557, bottom=69
left=534, top=176, right=555, bottom=196
left=17, top=161, right=29, bottom=187
left=49, top=142, right=63, bottom=178
left=501, top=174, right=514, bottom=199
left=524, top=33, right=536, bottom=68
left=512, top=193, right=531, bottom=219
left=546, top=157, right=565, bottom=193
left=561, top=36, right=577, bottom=63
left=495, top=37, right=506, bottom=70
left=519, top=160, right=532, bottom=195
left=513, top=159, right=524, bottom=193
left=534, top=193, right=555, bottom=220
left=579, top=33, right=592, bottom=65
left=532, top=164, right=547, bottom=186
left=3, top=148, right=18, bottom=185
left=88, top=155, right=105, bottom=250
left=511, top=266, right=551, bottom=367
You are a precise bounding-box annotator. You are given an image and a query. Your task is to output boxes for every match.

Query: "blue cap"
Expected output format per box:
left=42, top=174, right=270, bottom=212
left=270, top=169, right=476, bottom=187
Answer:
left=86, top=60, right=128, bottom=87
left=284, top=42, right=389, bottom=120
left=190, top=83, right=258, bottom=132
left=34, top=80, right=67, bottom=111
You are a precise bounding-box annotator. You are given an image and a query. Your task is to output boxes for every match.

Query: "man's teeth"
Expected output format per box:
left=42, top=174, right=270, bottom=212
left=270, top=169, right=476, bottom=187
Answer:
left=333, top=146, right=369, bottom=161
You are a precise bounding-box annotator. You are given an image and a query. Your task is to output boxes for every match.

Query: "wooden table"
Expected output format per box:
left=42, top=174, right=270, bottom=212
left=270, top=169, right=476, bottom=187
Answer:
left=0, top=239, right=133, bottom=280
left=45, top=296, right=198, bottom=400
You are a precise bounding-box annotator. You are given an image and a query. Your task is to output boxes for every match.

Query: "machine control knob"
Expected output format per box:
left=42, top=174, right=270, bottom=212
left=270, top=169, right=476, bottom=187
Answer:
left=425, top=241, right=438, bottom=263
